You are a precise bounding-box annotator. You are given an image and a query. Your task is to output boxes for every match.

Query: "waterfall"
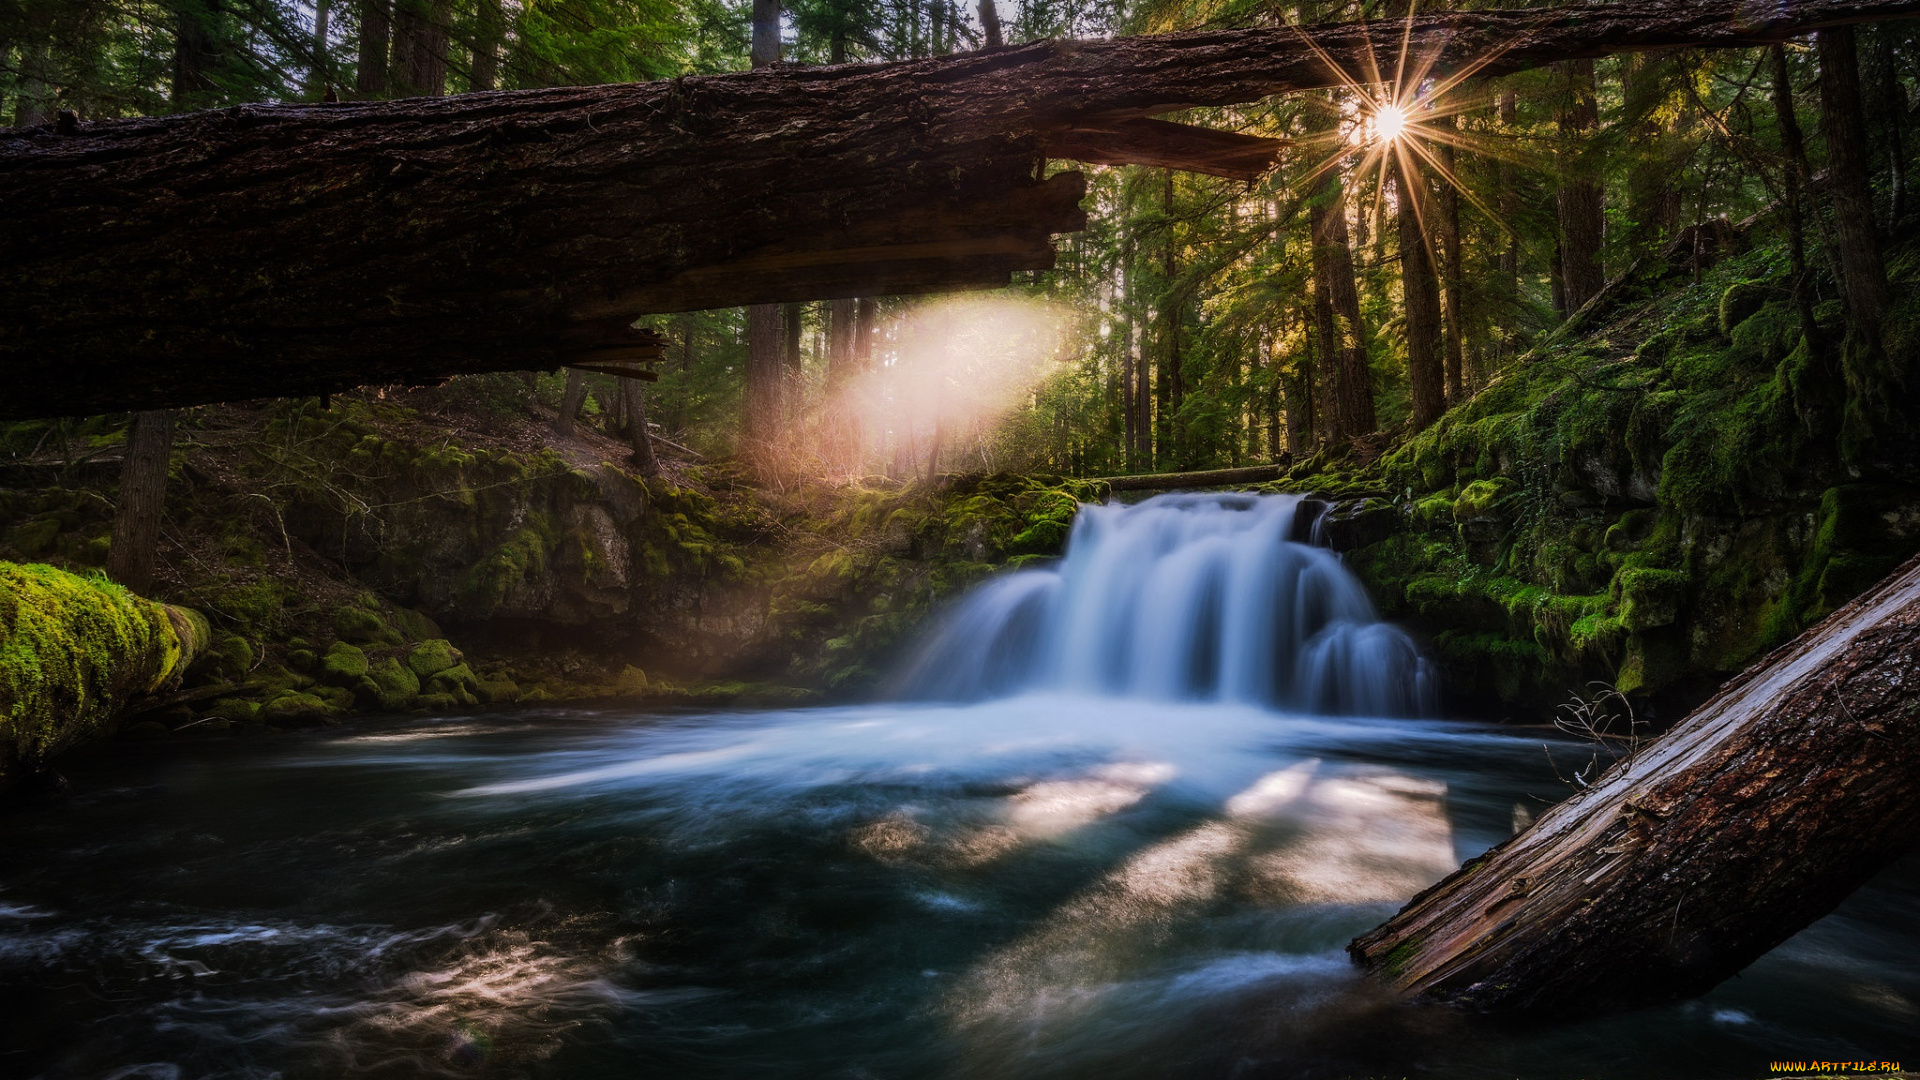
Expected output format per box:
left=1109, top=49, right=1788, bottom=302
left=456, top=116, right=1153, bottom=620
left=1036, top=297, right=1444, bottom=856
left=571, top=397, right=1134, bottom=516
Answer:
left=897, top=492, right=1436, bottom=716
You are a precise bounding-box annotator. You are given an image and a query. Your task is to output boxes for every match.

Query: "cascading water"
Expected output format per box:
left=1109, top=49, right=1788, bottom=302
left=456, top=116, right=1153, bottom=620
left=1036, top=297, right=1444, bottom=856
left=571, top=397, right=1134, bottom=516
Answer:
left=896, top=492, right=1436, bottom=716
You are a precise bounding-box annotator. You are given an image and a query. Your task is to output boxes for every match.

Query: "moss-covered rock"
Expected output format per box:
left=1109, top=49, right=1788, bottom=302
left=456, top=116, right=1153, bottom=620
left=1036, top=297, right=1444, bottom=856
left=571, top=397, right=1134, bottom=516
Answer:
left=407, top=639, right=462, bottom=679
left=390, top=606, right=443, bottom=643
left=426, top=662, right=480, bottom=706
left=0, top=562, right=210, bottom=788
left=318, top=642, right=369, bottom=684
left=363, top=657, right=420, bottom=710
left=476, top=677, right=520, bottom=704
left=332, top=605, right=403, bottom=647
left=259, top=691, right=333, bottom=727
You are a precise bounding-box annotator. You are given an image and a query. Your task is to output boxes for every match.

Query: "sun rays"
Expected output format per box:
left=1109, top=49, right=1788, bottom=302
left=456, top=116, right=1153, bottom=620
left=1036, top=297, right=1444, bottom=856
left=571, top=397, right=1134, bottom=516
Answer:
left=1275, top=1, right=1548, bottom=256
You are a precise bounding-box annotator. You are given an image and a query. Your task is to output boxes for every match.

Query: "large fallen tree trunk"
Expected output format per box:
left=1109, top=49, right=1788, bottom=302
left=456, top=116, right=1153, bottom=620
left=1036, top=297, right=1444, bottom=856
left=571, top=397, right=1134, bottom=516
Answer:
left=4, top=0, right=1916, bottom=419
left=1349, top=551, right=1920, bottom=1015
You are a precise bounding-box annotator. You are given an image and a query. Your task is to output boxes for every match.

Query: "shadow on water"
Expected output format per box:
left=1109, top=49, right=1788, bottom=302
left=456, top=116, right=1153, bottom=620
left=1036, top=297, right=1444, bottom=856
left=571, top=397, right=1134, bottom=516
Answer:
left=2, top=701, right=1916, bottom=1079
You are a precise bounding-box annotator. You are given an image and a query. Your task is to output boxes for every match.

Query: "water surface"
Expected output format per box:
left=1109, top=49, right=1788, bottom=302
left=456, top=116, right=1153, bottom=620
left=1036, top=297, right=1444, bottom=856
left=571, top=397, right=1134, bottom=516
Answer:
left=3, top=700, right=1914, bottom=1079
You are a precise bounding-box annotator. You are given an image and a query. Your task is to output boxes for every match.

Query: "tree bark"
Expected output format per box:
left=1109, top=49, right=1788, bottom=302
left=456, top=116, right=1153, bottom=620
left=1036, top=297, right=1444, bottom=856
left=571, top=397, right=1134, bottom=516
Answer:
left=979, top=0, right=1004, bottom=48
left=1496, top=86, right=1522, bottom=372
left=1554, top=58, right=1606, bottom=313
left=1160, top=170, right=1184, bottom=467
left=171, top=0, right=222, bottom=112
left=1435, top=120, right=1467, bottom=405
left=751, top=0, right=781, bottom=68
left=1398, top=159, right=1447, bottom=432
left=11, top=44, right=54, bottom=128
left=390, top=0, right=449, bottom=98
left=1771, top=44, right=1827, bottom=357
left=1282, top=343, right=1315, bottom=458
left=743, top=305, right=786, bottom=451
left=1352, top=551, right=1920, bottom=1015
left=1818, top=25, right=1891, bottom=343
left=555, top=368, right=587, bottom=437
left=356, top=0, right=390, bottom=98
left=470, top=0, right=502, bottom=92
left=1306, top=110, right=1375, bottom=442
left=107, top=410, right=177, bottom=595
left=6, top=0, right=1918, bottom=420
left=308, top=0, right=332, bottom=98
left=624, top=379, right=660, bottom=475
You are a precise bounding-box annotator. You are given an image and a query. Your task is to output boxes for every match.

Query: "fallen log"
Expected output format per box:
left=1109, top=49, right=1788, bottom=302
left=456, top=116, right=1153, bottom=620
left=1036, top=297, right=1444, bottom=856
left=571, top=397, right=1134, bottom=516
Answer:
left=1349, top=550, right=1920, bottom=1015
left=1099, top=464, right=1287, bottom=491
left=0, top=562, right=211, bottom=793
left=4, top=0, right=1917, bottom=419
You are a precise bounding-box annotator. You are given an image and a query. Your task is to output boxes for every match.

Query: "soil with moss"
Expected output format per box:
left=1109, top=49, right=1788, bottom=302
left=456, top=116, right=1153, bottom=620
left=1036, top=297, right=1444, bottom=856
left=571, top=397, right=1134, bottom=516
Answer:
left=1277, top=224, right=1920, bottom=719
left=0, top=376, right=1100, bottom=770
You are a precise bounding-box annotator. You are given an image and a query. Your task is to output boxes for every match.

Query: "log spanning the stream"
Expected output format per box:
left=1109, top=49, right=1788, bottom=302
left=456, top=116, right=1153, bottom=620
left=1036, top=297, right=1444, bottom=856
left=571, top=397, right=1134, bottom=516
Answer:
left=5, top=0, right=1918, bottom=420
left=1350, top=552, right=1920, bottom=1015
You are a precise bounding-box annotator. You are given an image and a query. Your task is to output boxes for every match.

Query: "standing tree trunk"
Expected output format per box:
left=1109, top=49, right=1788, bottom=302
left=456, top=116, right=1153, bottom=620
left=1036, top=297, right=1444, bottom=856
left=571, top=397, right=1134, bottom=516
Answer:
left=1555, top=58, right=1606, bottom=312
left=307, top=0, right=332, bottom=97
left=1497, top=86, right=1522, bottom=370
left=979, top=0, right=1004, bottom=47
left=1398, top=159, right=1447, bottom=432
left=1435, top=119, right=1467, bottom=405
left=172, top=0, right=221, bottom=111
left=1623, top=51, right=1683, bottom=262
left=470, top=0, right=502, bottom=91
left=624, top=379, right=661, bottom=476
left=1282, top=338, right=1316, bottom=458
left=783, top=301, right=805, bottom=423
left=390, top=0, right=449, bottom=98
left=1309, top=166, right=1376, bottom=440
left=12, top=44, right=54, bottom=128
left=1352, top=552, right=1920, bottom=1016
left=744, top=0, right=785, bottom=459
left=1160, top=170, right=1184, bottom=467
left=107, top=411, right=177, bottom=596
left=743, top=306, right=786, bottom=451
left=1771, top=44, right=1827, bottom=357
left=1818, top=25, right=1891, bottom=344
left=356, top=0, right=390, bottom=98
left=1875, top=31, right=1906, bottom=220
left=555, top=369, right=588, bottom=437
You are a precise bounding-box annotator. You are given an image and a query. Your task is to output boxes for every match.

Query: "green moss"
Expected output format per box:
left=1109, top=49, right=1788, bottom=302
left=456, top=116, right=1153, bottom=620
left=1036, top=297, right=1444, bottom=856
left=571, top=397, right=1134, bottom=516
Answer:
left=0, top=562, right=210, bottom=783
left=319, top=642, right=369, bottom=683
left=1615, top=567, right=1690, bottom=632
left=390, top=606, right=443, bottom=643
left=426, top=662, right=480, bottom=706
left=407, top=639, right=462, bottom=679
left=365, top=657, right=421, bottom=710
left=332, top=605, right=402, bottom=647
left=1454, top=478, right=1516, bottom=521
left=259, top=691, right=333, bottom=727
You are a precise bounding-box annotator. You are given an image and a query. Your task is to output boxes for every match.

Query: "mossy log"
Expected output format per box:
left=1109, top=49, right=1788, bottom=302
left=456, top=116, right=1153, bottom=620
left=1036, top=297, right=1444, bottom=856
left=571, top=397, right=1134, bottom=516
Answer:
left=0, top=562, right=210, bottom=789
left=5, top=0, right=1918, bottom=419
left=1099, top=465, right=1289, bottom=491
left=1349, top=551, right=1920, bottom=1014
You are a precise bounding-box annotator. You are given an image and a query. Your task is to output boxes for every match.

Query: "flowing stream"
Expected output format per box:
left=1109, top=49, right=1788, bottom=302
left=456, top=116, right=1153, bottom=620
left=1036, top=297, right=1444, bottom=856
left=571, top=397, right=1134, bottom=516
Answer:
left=3, top=495, right=1916, bottom=1078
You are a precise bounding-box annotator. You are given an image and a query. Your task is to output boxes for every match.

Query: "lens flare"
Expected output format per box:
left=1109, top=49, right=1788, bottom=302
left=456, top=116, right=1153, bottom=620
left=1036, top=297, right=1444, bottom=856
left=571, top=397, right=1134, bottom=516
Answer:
left=1372, top=104, right=1408, bottom=144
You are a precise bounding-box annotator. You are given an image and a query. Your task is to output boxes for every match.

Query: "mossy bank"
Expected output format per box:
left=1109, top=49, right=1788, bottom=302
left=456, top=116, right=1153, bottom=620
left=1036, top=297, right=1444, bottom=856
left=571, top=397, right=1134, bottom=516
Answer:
left=1280, top=226, right=1920, bottom=716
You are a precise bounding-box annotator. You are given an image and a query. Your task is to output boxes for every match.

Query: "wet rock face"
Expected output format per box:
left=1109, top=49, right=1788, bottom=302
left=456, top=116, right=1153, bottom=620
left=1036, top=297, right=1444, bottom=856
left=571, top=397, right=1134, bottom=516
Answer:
left=1318, top=497, right=1402, bottom=551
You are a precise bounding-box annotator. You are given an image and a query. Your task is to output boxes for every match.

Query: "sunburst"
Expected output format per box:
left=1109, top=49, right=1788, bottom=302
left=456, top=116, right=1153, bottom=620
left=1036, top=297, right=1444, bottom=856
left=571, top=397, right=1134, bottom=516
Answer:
left=1275, top=1, right=1548, bottom=258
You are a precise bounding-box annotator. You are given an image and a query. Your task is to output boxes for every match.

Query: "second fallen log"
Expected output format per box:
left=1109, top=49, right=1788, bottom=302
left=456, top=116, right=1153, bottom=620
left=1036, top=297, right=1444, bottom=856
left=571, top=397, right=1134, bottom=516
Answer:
left=1348, top=552, right=1920, bottom=1015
